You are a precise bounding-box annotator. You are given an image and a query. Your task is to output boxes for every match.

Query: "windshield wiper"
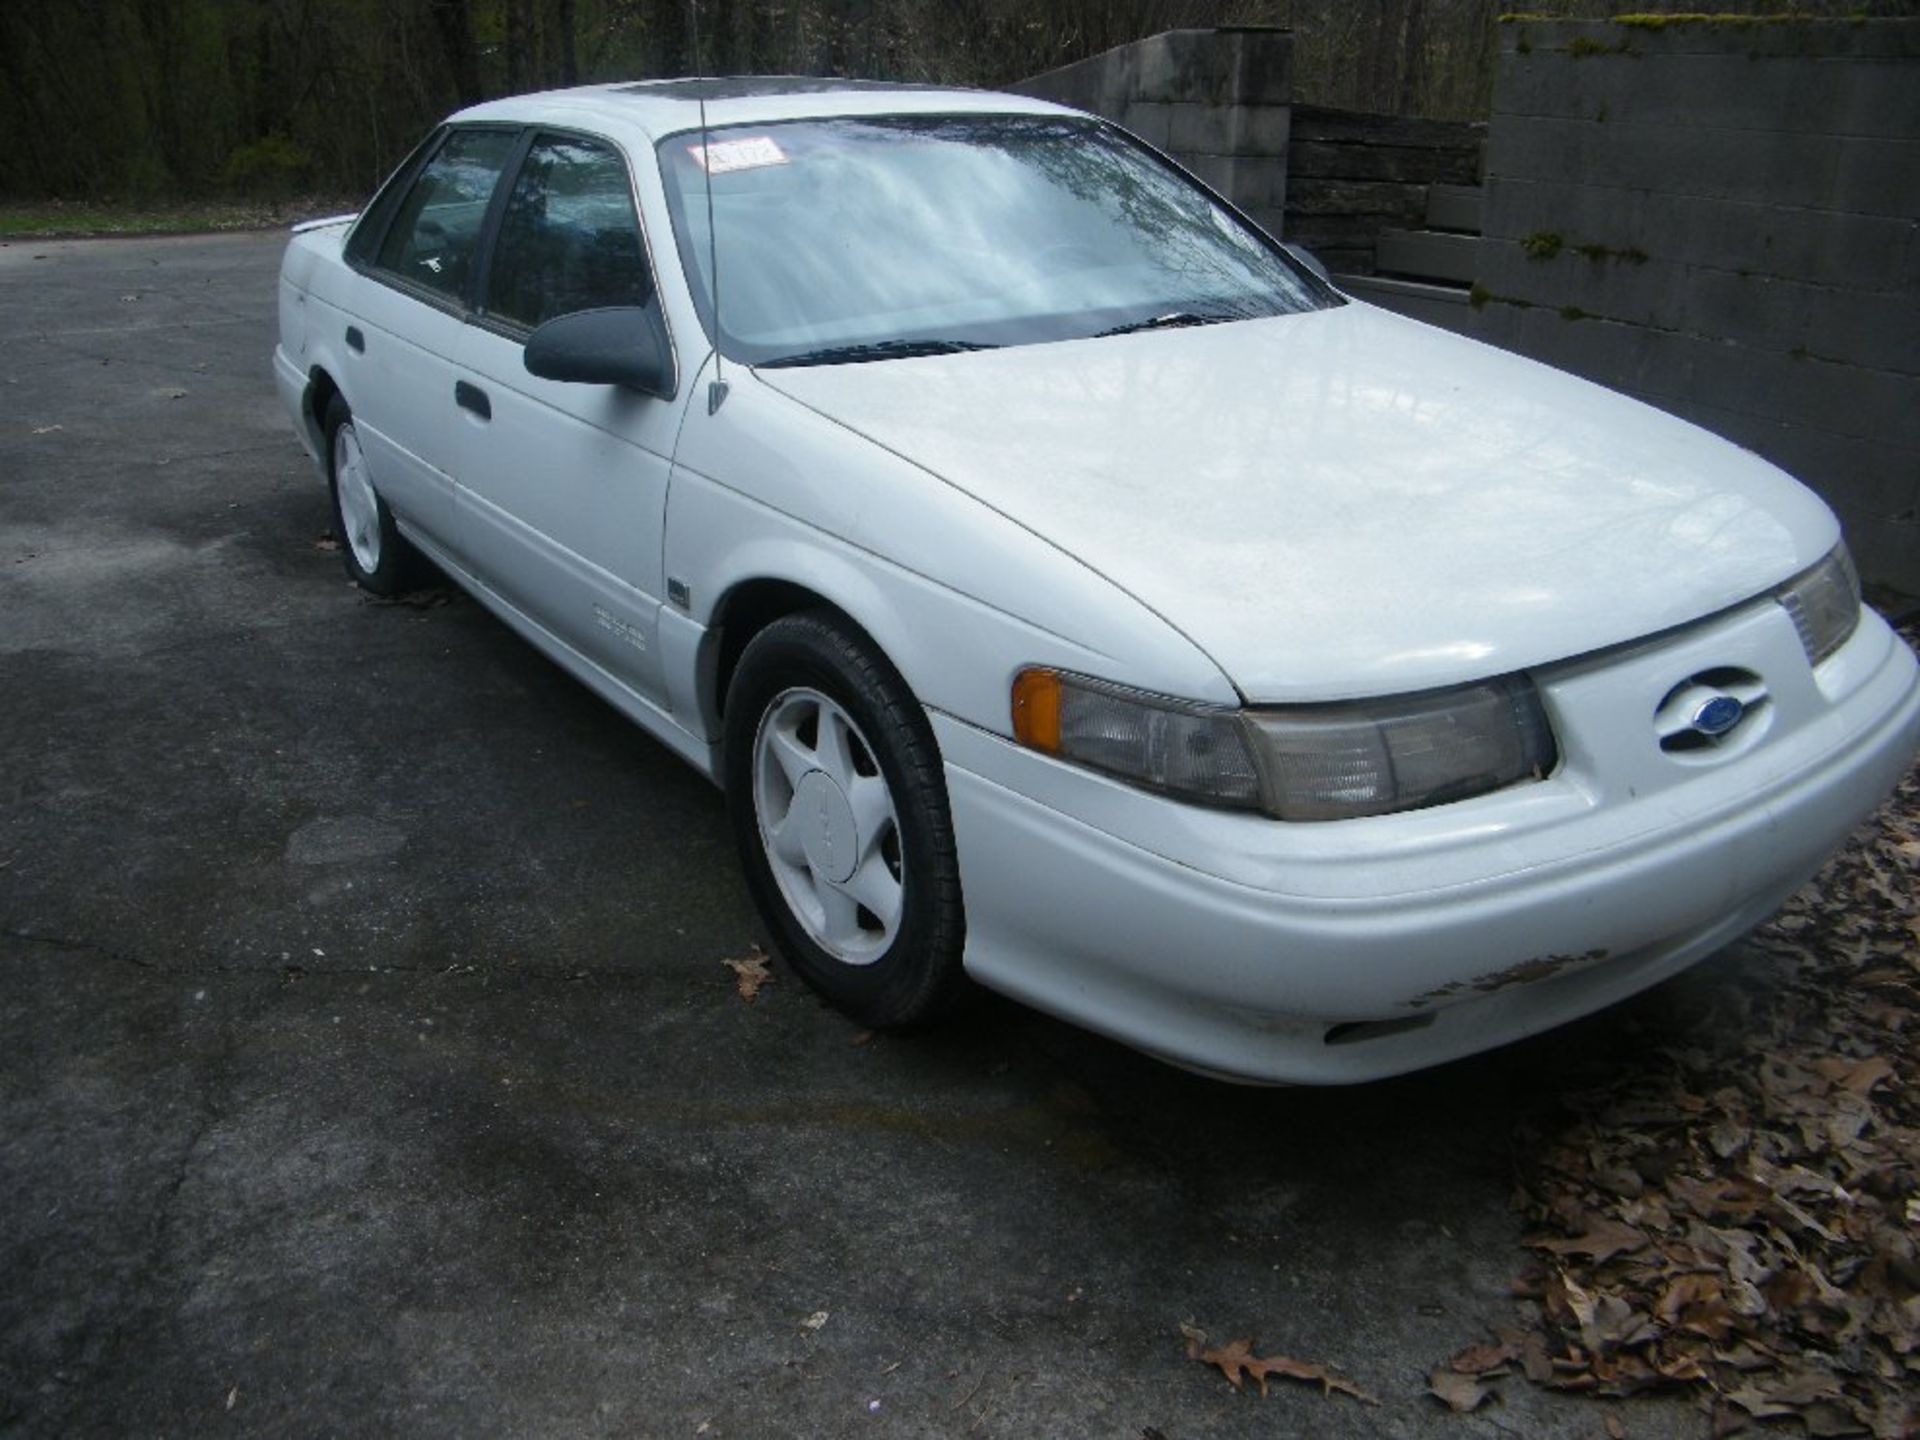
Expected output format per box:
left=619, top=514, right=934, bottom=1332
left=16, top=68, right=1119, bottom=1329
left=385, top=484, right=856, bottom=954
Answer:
left=1094, top=310, right=1231, bottom=338
left=758, top=338, right=999, bottom=368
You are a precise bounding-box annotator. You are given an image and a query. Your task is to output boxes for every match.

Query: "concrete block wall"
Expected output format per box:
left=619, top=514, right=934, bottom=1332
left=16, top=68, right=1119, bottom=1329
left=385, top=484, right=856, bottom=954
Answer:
left=1469, top=18, right=1920, bottom=595
left=1011, top=28, right=1293, bottom=240
left=1285, top=106, right=1484, bottom=276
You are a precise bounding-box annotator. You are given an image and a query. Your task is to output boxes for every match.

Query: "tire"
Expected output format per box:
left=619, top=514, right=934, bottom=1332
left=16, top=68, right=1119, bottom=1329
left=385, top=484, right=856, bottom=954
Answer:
left=723, top=611, right=968, bottom=1029
left=323, top=395, right=414, bottom=596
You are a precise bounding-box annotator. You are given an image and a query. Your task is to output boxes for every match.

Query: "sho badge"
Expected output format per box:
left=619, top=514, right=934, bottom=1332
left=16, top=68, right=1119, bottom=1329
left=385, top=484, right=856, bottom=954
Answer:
left=592, top=605, right=647, bottom=653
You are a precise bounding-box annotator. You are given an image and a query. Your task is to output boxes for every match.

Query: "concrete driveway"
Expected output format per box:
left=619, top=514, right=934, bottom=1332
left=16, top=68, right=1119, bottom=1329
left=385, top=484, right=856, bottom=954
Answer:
left=1, top=232, right=1719, bottom=1437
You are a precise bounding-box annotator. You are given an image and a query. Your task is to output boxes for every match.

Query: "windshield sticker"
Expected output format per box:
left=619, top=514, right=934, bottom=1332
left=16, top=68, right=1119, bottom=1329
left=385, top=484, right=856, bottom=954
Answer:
left=688, top=136, right=788, bottom=174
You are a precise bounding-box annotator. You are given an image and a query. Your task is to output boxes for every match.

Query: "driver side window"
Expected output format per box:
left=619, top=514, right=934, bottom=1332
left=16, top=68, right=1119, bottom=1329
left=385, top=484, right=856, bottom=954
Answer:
left=375, top=127, right=520, bottom=303
left=484, top=134, right=652, bottom=331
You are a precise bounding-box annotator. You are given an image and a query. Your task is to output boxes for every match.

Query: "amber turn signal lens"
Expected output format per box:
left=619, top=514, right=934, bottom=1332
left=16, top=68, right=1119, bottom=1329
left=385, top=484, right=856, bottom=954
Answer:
left=1010, top=668, right=1062, bottom=751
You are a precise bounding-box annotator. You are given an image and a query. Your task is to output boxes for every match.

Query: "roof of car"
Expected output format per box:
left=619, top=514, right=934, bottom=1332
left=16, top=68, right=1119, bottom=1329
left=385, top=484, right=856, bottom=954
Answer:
left=450, top=77, right=1070, bottom=140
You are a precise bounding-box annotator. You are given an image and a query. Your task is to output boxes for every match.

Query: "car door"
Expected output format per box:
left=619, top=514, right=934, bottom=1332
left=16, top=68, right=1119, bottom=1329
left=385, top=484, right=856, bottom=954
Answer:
left=448, top=130, right=687, bottom=705
left=337, top=125, right=521, bottom=552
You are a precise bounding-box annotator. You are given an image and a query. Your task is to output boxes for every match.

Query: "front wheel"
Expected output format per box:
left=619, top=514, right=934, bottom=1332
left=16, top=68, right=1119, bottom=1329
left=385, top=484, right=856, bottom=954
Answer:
left=723, top=612, right=968, bottom=1028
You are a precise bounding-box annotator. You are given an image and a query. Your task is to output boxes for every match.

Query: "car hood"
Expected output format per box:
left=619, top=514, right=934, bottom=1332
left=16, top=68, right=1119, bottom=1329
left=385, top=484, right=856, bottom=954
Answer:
left=756, top=302, right=1836, bottom=702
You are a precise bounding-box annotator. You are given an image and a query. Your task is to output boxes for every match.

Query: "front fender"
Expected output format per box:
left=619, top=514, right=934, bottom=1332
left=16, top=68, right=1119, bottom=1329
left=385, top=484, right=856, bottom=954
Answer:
left=664, top=366, right=1237, bottom=742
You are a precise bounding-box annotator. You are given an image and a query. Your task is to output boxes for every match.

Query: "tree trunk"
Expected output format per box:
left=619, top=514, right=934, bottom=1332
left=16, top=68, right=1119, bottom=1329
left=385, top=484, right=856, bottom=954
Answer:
left=555, top=0, right=578, bottom=85
left=652, top=0, right=689, bottom=77
left=133, top=0, right=185, bottom=190
left=505, top=0, right=531, bottom=93
left=428, top=0, right=482, bottom=106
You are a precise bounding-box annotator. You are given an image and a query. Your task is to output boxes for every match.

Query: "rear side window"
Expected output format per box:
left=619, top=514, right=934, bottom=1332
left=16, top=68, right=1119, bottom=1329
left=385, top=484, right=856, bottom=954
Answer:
left=375, top=128, right=520, bottom=303
left=344, top=127, right=445, bottom=270
left=485, top=134, right=652, bottom=330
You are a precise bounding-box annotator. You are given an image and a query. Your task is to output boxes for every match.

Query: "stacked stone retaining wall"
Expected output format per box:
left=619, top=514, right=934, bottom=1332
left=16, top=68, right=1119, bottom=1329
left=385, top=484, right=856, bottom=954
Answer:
left=1285, top=106, right=1484, bottom=276
left=1011, top=28, right=1293, bottom=239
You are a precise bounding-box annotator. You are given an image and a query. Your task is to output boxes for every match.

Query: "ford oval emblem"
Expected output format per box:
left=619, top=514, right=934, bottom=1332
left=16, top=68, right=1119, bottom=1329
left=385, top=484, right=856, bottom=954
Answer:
left=1690, top=694, right=1745, bottom=737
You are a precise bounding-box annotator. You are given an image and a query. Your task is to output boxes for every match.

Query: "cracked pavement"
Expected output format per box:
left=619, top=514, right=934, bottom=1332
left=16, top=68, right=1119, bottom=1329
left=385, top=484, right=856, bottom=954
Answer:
left=0, top=232, right=1749, bottom=1437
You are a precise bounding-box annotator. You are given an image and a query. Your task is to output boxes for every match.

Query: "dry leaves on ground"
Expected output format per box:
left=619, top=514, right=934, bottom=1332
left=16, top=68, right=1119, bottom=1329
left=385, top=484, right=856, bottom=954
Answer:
left=1182, top=1323, right=1378, bottom=1405
left=1452, top=626, right=1920, bottom=1438
left=723, top=945, right=775, bottom=1004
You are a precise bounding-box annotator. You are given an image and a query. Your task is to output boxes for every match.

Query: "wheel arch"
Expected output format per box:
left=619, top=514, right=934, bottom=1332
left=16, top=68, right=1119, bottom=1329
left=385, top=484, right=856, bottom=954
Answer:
left=705, top=574, right=902, bottom=736
left=304, top=363, right=344, bottom=459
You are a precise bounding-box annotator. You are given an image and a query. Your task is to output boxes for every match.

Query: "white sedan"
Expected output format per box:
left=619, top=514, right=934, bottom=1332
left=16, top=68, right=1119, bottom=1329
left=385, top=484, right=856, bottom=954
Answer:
left=273, top=79, right=1920, bottom=1083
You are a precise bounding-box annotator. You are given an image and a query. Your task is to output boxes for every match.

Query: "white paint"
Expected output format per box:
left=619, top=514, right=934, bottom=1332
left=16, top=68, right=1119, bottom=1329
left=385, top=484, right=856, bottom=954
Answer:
left=271, top=81, right=1920, bottom=1083
left=762, top=302, right=1836, bottom=701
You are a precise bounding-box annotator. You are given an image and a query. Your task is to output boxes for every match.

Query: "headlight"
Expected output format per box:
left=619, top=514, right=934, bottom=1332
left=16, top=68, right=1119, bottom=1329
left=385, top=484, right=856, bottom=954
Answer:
left=1011, top=669, right=1263, bottom=808
left=1774, top=542, right=1860, bottom=668
left=1244, top=675, right=1556, bottom=820
left=1012, top=669, right=1556, bottom=821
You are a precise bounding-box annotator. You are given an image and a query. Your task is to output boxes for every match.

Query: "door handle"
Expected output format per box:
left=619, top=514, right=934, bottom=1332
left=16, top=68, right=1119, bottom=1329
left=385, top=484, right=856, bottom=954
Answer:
left=454, top=380, right=491, bottom=421
left=345, top=325, right=364, bottom=353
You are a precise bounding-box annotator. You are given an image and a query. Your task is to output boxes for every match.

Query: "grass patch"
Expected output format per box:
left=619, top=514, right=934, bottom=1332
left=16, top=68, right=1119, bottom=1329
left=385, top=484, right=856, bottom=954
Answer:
left=0, top=196, right=357, bottom=240
left=1520, top=230, right=1565, bottom=259
left=1612, top=12, right=1808, bottom=28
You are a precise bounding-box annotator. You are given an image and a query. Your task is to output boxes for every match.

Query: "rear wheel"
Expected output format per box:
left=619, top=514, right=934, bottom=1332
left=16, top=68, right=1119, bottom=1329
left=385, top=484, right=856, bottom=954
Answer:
left=724, top=611, right=968, bottom=1028
left=324, top=395, right=414, bottom=595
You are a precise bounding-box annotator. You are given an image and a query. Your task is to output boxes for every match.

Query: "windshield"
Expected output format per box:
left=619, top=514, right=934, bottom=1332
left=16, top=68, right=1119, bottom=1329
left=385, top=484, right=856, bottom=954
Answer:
left=656, top=113, right=1335, bottom=367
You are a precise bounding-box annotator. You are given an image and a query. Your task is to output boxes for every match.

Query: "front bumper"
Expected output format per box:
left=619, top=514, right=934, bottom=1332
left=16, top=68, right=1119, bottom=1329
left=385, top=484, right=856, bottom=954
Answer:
left=937, top=603, right=1920, bottom=1084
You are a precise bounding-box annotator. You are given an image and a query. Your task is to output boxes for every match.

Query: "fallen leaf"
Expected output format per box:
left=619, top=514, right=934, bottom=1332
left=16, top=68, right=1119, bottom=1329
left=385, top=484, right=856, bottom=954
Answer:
left=1193, top=1338, right=1377, bottom=1404
left=1723, top=1369, right=1848, bottom=1420
left=1707, top=1117, right=1749, bottom=1159
left=1520, top=1330, right=1555, bottom=1383
left=1449, top=1340, right=1516, bottom=1374
left=723, top=946, right=774, bottom=1003
left=801, top=1309, right=828, bottom=1331
left=1525, top=1217, right=1649, bottom=1265
left=1812, top=1055, right=1894, bottom=1097
left=1427, top=1365, right=1491, bottom=1412
left=1658, top=1274, right=1737, bottom=1344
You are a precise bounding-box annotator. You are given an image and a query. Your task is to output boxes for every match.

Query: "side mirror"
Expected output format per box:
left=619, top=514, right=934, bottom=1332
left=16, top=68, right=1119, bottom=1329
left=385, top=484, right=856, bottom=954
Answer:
left=524, top=305, right=676, bottom=399
left=1282, top=242, right=1331, bottom=283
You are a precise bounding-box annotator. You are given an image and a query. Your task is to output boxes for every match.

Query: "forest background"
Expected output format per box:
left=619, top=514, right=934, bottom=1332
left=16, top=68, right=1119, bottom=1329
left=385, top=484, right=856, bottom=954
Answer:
left=5, top=0, right=1916, bottom=208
